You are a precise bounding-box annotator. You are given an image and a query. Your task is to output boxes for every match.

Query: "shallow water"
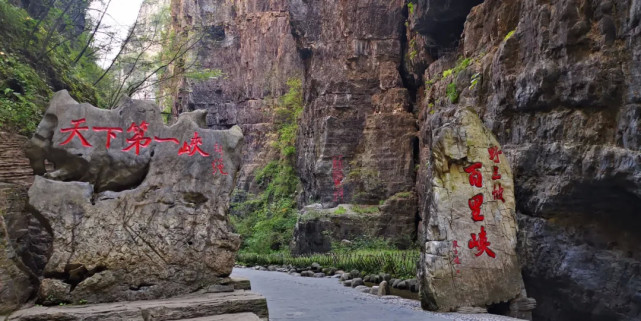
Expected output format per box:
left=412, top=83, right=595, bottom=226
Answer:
left=232, top=268, right=448, bottom=321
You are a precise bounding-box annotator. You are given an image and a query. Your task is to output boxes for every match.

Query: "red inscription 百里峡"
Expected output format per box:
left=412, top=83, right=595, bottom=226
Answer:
left=468, top=193, right=484, bottom=222
left=60, top=118, right=92, bottom=147
left=468, top=226, right=496, bottom=258
left=464, top=162, right=483, bottom=187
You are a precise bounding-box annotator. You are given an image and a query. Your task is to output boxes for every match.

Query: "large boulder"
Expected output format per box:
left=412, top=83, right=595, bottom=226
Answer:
left=26, top=91, right=243, bottom=304
left=417, top=108, right=528, bottom=312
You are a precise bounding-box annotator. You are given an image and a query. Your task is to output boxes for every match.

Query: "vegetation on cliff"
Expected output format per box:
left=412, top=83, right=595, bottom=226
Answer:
left=231, top=78, right=303, bottom=254
left=0, top=0, right=111, bottom=135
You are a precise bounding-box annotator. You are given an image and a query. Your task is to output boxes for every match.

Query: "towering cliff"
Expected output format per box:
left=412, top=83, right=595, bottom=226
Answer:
left=170, top=0, right=641, bottom=320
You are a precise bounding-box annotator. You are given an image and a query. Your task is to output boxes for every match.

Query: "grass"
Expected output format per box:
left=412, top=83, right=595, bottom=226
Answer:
left=334, top=206, right=347, bottom=214
left=237, top=249, right=419, bottom=279
left=504, top=29, right=516, bottom=42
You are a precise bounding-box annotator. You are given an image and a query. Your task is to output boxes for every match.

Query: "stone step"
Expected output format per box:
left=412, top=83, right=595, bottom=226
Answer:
left=8, top=290, right=268, bottom=321
left=178, top=313, right=260, bottom=321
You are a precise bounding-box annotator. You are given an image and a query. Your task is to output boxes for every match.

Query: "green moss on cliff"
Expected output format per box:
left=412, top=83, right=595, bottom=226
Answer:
left=231, top=78, right=303, bottom=254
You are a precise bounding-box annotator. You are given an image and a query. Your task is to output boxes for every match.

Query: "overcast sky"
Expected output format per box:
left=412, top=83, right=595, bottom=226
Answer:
left=90, top=0, right=144, bottom=68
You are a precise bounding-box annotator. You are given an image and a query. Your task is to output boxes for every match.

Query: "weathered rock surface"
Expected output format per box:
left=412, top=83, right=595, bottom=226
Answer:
left=0, top=133, right=45, bottom=314
left=169, top=0, right=303, bottom=196
left=8, top=290, right=268, bottom=321
left=414, top=0, right=641, bottom=319
left=26, top=91, right=244, bottom=304
left=291, top=198, right=416, bottom=254
left=0, top=197, right=34, bottom=315
left=291, top=0, right=418, bottom=206
left=166, top=0, right=641, bottom=320
left=417, top=108, right=524, bottom=311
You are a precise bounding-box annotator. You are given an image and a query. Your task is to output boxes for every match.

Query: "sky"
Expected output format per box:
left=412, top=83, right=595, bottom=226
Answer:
left=89, top=0, right=144, bottom=68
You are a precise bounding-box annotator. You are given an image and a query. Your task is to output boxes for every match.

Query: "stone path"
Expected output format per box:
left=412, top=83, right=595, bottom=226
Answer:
left=232, top=268, right=523, bottom=321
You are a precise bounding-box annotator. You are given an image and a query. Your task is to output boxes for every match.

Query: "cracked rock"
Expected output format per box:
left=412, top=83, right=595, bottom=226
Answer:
left=27, top=91, right=244, bottom=304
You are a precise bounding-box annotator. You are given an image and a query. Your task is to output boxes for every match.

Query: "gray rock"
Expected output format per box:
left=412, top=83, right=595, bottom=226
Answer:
left=313, top=273, right=325, bottom=278
left=363, top=275, right=371, bottom=283
left=391, top=279, right=401, bottom=288
left=351, top=278, right=364, bottom=288
left=370, top=286, right=379, bottom=295
left=378, top=281, right=390, bottom=296
left=26, top=92, right=244, bottom=304
left=350, top=270, right=360, bottom=279
left=407, top=279, right=418, bottom=293
left=418, top=108, right=524, bottom=311
left=300, top=271, right=314, bottom=277
left=36, top=279, right=70, bottom=305
left=8, top=291, right=268, bottom=320
left=339, top=273, right=352, bottom=281
left=205, top=285, right=235, bottom=293
left=343, top=280, right=352, bottom=287
left=380, top=273, right=391, bottom=282
left=396, top=280, right=408, bottom=290
left=311, top=262, right=321, bottom=271
left=355, top=285, right=370, bottom=293
left=0, top=190, right=35, bottom=314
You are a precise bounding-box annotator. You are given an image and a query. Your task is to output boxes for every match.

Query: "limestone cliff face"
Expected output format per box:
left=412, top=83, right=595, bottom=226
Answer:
left=412, top=0, right=641, bottom=320
left=169, top=0, right=303, bottom=196
left=289, top=0, right=417, bottom=207
left=171, top=0, right=641, bottom=320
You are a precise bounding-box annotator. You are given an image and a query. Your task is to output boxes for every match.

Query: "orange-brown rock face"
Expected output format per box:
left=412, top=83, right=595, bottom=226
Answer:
left=170, top=0, right=304, bottom=196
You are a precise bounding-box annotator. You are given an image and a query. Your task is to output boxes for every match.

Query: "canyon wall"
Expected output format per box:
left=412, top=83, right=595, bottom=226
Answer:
left=171, top=0, right=641, bottom=320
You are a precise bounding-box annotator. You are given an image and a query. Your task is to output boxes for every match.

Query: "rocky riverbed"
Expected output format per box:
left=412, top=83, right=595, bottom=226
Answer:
left=232, top=268, right=524, bottom=321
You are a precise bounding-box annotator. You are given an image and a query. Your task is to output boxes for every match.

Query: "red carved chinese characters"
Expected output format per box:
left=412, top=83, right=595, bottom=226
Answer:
left=488, top=146, right=502, bottom=163
left=213, top=143, right=224, bottom=156
left=92, top=127, right=123, bottom=149
left=452, top=240, right=461, bottom=273
left=179, top=132, right=210, bottom=157
left=212, top=158, right=228, bottom=175
left=122, top=121, right=151, bottom=155
left=154, top=137, right=179, bottom=145
left=332, top=156, right=344, bottom=202
left=468, top=226, right=496, bottom=258
left=468, top=193, right=484, bottom=221
left=464, top=162, right=483, bottom=187
left=493, top=183, right=505, bottom=202
left=60, top=119, right=92, bottom=147
left=492, top=166, right=501, bottom=180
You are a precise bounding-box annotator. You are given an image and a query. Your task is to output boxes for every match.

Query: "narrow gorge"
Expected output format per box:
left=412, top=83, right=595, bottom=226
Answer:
left=0, top=0, right=639, bottom=320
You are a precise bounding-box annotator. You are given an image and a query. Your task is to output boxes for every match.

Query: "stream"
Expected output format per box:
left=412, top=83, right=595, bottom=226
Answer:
left=231, top=268, right=520, bottom=321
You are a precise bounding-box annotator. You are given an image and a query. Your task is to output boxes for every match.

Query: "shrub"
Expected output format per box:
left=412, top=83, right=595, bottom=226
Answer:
left=446, top=82, right=459, bottom=103
left=231, top=78, right=303, bottom=254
